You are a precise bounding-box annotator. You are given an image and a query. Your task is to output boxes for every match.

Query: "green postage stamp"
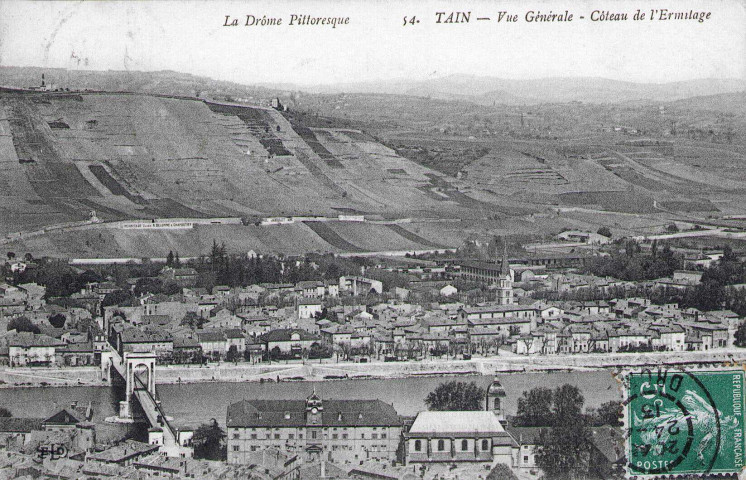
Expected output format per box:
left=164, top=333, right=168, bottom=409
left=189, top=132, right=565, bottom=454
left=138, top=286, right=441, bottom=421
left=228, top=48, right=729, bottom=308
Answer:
left=623, top=367, right=746, bottom=477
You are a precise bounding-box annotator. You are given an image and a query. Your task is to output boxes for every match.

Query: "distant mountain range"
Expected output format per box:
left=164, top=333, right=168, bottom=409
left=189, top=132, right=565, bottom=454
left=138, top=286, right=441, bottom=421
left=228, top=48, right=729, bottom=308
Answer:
left=290, top=74, right=746, bottom=105
left=1, top=66, right=743, bottom=106
left=0, top=66, right=282, bottom=99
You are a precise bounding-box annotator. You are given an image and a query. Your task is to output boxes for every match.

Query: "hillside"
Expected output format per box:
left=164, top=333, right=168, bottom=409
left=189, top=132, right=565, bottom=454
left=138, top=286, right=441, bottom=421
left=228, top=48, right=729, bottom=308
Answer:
left=668, top=91, right=746, bottom=115
left=0, top=89, right=512, bottom=257
left=295, top=75, right=746, bottom=105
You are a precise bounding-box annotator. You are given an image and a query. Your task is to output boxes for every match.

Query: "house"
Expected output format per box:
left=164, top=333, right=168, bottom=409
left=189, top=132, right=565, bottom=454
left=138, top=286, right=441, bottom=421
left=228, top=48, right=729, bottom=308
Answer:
left=295, top=281, right=326, bottom=298
left=439, top=285, right=458, bottom=297
left=225, top=329, right=247, bottom=356
left=261, top=329, right=321, bottom=355
left=160, top=267, right=198, bottom=287
left=556, top=231, right=611, bottom=245
left=172, top=336, right=203, bottom=364
left=59, top=341, right=96, bottom=366
left=672, top=270, right=703, bottom=285
left=196, top=329, right=228, bottom=360
left=0, top=418, right=44, bottom=449
left=7, top=333, right=63, bottom=367
left=339, top=277, right=383, bottom=296
left=87, top=439, right=160, bottom=466
left=117, top=328, right=173, bottom=362
left=298, top=299, right=323, bottom=319
left=405, top=411, right=516, bottom=465
left=226, top=392, right=402, bottom=465
left=504, top=426, right=545, bottom=473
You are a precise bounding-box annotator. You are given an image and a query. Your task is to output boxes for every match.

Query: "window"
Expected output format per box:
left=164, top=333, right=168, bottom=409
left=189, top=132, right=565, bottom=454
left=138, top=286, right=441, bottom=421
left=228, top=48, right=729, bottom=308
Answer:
left=332, top=434, right=338, bottom=440
left=372, top=434, right=378, bottom=439
left=250, top=446, right=258, bottom=451
left=342, top=433, right=348, bottom=439
left=381, top=433, right=387, bottom=439
left=437, top=439, right=445, bottom=451
left=289, top=434, right=294, bottom=440
left=232, top=445, right=239, bottom=451
left=250, top=434, right=257, bottom=439
left=524, top=455, right=529, bottom=463
left=361, top=433, right=365, bottom=439
left=232, top=433, right=239, bottom=439
left=461, top=439, right=468, bottom=451
left=311, top=431, right=317, bottom=439
left=414, top=440, right=421, bottom=452
left=481, top=439, right=489, bottom=451
left=274, top=434, right=280, bottom=439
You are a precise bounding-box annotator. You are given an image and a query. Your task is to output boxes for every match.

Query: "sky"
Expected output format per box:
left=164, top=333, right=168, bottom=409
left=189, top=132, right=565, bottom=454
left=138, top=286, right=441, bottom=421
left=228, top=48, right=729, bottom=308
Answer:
left=0, top=0, right=744, bottom=86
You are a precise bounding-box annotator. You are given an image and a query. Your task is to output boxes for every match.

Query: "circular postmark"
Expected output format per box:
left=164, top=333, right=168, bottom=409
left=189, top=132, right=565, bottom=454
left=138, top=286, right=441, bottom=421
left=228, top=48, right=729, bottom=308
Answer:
left=623, top=367, right=722, bottom=477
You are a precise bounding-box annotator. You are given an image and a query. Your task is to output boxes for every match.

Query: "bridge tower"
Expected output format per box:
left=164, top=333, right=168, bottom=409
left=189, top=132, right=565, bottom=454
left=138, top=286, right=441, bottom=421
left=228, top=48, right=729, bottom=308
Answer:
left=121, top=352, right=156, bottom=419
left=101, top=349, right=157, bottom=420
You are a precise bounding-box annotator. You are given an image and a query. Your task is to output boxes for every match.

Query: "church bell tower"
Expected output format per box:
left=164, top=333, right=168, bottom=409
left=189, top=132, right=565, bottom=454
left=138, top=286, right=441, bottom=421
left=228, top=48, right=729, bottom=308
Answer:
left=486, top=377, right=506, bottom=422
left=496, top=240, right=514, bottom=305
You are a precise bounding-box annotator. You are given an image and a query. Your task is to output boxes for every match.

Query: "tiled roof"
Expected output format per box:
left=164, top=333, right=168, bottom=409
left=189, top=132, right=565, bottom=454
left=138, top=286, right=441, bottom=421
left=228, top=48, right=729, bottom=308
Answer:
left=196, top=330, right=226, bottom=342
left=0, top=417, right=44, bottom=433
left=120, top=328, right=172, bottom=344
left=226, top=399, right=401, bottom=428
left=408, top=411, right=505, bottom=436
left=260, top=329, right=320, bottom=342
left=7, top=332, right=63, bottom=348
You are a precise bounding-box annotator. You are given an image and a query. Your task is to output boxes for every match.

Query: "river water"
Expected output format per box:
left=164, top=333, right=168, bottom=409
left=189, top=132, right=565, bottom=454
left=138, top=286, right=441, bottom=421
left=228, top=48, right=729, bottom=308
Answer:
left=0, top=370, right=621, bottom=436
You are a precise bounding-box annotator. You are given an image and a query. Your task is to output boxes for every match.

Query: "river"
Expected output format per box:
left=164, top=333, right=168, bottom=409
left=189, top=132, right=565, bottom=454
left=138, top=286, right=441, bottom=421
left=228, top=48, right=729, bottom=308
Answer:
left=0, top=369, right=621, bottom=437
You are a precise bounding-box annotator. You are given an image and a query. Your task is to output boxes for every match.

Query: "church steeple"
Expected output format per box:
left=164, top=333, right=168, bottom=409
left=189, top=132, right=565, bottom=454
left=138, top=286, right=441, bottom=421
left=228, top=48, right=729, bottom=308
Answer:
left=486, top=377, right=506, bottom=422
left=500, top=240, right=509, bottom=276
left=495, top=237, right=513, bottom=305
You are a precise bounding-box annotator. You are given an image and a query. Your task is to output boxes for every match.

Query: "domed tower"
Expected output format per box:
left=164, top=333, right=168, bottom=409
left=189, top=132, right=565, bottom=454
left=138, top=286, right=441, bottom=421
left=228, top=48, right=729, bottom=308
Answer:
left=496, top=240, right=514, bottom=305
left=486, top=377, right=506, bottom=422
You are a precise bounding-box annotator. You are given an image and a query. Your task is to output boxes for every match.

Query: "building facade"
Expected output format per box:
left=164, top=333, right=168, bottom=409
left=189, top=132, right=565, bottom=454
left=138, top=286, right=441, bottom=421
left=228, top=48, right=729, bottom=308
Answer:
left=226, top=393, right=402, bottom=466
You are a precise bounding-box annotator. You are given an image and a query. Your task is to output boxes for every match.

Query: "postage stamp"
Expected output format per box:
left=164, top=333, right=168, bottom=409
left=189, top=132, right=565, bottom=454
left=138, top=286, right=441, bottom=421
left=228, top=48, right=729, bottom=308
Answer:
left=623, top=367, right=746, bottom=477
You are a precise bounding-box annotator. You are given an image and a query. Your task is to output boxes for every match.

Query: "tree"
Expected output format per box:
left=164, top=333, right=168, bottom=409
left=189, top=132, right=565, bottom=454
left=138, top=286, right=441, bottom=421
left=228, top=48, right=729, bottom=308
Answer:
left=535, top=419, right=592, bottom=479
left=666, top=223, right=679, bottom=233
left=486, top=463, right=519, bottom=480
left=8, top=316, right=40, bottom=334
left=594, top=400, right=622, bottom=426
left=166, top=251, right=175, bottom=267
left=48, top=313, right=66, bottom=328
left=102, top=290, right=133, bottom=308
left=0, top=407, right=11, bottom=417
left=552, top=384, right=584, bottom=422
left=180, top=312, right=206, bottom=330
left=515, top=387, right=554, bottom=426
left=597, top=226, right=612, bottom=238
left=425, top=381, right=485, bottom=411
left=535, top=384, right=593, bottom=479
left=226, top=345, right=239, bottom=363
left=735, top=322, right=746, bottom=347
left=192, top=419, right=226, bottom=460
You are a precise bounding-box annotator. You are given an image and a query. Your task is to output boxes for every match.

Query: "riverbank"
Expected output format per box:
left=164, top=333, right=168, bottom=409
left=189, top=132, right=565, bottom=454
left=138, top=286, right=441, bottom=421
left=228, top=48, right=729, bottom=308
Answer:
left=2, top=348, right=745, bottom=389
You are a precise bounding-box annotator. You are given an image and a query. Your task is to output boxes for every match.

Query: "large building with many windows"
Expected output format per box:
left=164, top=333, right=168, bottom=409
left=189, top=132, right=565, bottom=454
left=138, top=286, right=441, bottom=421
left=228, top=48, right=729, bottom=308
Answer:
left=226, top=392, right=402, bottom=466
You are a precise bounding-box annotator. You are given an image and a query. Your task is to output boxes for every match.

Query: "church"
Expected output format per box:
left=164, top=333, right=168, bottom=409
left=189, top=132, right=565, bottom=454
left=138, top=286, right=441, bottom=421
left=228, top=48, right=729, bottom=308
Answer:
left=403, top=378, right=520, bottom=466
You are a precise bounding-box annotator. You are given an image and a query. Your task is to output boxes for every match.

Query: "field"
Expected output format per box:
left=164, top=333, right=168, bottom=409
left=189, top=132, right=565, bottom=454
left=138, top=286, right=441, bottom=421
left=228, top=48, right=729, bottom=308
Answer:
left=4, top=221, right=455, bottom=258
left=0, top=92, right=479, bottom=244
left=2, top=86, right=745, bottom=258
